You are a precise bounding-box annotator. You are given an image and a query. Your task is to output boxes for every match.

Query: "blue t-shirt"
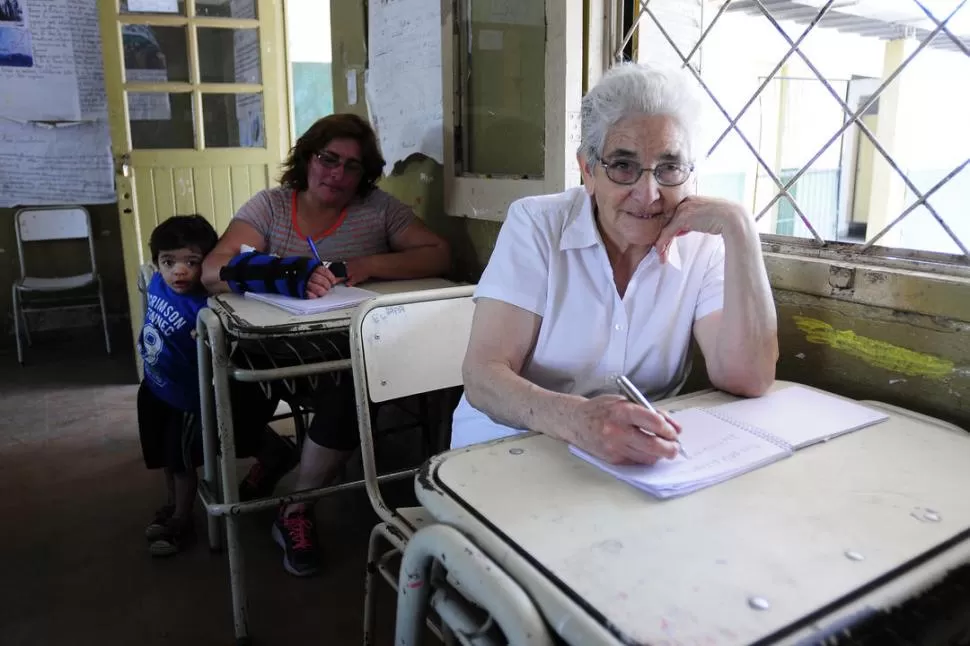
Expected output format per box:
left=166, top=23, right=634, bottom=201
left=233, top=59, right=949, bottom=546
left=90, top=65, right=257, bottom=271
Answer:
left=139, top=273, right=207, bottom=412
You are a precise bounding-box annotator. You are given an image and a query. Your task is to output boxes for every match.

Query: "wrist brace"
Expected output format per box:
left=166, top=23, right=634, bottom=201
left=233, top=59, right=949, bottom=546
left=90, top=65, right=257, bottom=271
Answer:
left=219, top=251, right=321, bottom=297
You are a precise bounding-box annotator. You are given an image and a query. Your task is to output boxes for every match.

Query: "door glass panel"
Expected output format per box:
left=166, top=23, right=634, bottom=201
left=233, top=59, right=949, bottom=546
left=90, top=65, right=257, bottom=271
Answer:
left=123, top=25, right=190, bottom=84
left=121, top=0, right=186, bottom=15
left=128, top=92, right=195, bottom=149
left=198, top=28, right=261, bottom=84
left=202, top=93, right=264, bottom=148
left=196, top=0, right=258, bottom=19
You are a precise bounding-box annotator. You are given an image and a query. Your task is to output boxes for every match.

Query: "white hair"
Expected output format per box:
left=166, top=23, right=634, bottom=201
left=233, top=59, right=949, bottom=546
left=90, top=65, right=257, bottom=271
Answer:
left=579, top=63, right=705, bottom=166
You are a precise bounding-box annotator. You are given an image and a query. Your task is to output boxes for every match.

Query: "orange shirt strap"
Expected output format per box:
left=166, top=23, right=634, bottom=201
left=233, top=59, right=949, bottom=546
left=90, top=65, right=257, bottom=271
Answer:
left=291, top=191, right=348, bottom=242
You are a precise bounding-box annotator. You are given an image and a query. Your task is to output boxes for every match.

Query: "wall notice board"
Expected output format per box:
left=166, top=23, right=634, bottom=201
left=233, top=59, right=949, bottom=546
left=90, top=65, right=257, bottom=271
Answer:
left=0, top=0, right=115, bottom=207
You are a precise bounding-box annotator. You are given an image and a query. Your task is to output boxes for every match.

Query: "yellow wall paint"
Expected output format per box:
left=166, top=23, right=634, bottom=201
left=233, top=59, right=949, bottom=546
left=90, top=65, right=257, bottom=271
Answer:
left=793, top=315, right=955, bottom=378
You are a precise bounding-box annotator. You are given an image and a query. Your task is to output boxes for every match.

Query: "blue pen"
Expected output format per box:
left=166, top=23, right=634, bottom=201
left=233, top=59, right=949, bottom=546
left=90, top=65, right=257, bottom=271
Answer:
left=306, top=236, right=329, bottom=267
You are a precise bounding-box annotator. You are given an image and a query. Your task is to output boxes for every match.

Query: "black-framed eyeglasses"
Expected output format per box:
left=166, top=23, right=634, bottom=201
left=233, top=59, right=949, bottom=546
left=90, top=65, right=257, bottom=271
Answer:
left=597, top=156, right=693, bottom=187
left=314, top=150, right=364, bottom=175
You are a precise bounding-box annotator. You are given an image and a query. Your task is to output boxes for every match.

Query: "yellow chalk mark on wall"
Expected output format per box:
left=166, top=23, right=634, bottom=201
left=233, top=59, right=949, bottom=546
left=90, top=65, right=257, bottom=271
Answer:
left=793, top=316, right=954, bottom=379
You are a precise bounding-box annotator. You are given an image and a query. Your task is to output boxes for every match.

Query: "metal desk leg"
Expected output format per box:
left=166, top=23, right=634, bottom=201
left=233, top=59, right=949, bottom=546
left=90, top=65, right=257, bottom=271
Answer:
left=396, top=524, right=554, bottom=646
left=201, top=309, right=250, bottom=645
left=197, top=314, right=222, bottom=552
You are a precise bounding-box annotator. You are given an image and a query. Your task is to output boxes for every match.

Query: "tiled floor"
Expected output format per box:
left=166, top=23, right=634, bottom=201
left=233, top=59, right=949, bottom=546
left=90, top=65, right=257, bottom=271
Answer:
left=0, top=328, right=420, bottom=646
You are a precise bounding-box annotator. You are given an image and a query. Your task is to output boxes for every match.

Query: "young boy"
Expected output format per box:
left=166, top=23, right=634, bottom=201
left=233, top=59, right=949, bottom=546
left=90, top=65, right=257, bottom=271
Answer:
left=138, top=214, right=218, bottom=557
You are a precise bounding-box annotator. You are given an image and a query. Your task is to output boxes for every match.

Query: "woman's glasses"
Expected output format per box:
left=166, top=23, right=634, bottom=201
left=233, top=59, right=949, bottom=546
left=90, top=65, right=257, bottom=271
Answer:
left=314, top=150, right=364, bottom=176
left=598, top=156, right=693, bottom=187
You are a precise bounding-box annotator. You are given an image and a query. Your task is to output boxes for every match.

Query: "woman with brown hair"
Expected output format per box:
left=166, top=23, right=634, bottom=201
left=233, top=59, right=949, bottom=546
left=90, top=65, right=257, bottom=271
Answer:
left=202, top=113, right=450, bottom=577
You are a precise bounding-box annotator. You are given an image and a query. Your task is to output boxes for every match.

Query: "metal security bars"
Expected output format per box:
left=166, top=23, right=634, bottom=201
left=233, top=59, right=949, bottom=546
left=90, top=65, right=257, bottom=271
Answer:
left=607, top=0, right=970, bottom=264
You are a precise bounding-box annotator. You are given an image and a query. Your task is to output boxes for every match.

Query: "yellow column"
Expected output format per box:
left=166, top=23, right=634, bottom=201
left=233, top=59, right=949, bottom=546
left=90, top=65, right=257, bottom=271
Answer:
left=865, top=38, right=916, bottom=247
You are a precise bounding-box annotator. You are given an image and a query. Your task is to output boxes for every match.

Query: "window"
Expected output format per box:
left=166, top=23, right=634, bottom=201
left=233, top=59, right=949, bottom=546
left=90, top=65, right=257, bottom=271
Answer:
left=601, top=0, right=970, bottom=263
left=283, top=0, right=334, bottom=145
left=443, top=0, right=585, bottom=220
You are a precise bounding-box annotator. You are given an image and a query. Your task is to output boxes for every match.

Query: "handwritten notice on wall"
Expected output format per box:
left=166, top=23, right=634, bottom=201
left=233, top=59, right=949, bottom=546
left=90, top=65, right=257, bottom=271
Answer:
left=0, top=0, right=115, bottom=206
left=0, top=120, right=114, bottom=207
left=365, top=0, right=443, bottom=168
left=0, top=0, right=82, bottom=121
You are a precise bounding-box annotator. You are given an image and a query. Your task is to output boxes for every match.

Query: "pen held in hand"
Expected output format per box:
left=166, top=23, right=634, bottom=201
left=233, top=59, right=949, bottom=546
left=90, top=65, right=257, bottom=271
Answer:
left=615, top=375, right=689, bottom=459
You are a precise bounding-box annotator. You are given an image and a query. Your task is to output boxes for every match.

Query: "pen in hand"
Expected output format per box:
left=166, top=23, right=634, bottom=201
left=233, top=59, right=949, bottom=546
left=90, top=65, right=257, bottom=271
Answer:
left=616, top=375, right=689, bottom=459
left=306, top=236, right=328, bottom=267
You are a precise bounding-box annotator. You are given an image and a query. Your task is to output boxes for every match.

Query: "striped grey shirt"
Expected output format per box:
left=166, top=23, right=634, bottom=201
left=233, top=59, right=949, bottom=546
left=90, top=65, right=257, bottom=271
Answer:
left=233, top=186, right=415, bottom=260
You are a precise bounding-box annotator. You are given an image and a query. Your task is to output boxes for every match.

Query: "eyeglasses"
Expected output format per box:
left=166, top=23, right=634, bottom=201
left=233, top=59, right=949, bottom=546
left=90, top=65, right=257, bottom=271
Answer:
left=597, top=156, right=693, bottom=187
left=314, top=151, right=364, bottom=175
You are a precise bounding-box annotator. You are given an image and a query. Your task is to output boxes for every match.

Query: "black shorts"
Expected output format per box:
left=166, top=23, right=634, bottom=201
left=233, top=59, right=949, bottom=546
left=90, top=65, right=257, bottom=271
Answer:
left=137, top=382, right=202, bottom=473
left=138, top=380, right=278, bottom=472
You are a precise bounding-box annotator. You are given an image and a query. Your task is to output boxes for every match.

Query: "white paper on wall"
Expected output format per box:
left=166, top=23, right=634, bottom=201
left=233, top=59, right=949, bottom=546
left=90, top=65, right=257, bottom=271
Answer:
left=365, top=0, right=443, bottom=168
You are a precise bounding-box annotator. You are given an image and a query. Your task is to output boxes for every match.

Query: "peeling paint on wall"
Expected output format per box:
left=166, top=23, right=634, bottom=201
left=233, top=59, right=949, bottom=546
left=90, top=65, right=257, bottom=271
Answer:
left=793, top=316, right=955, bottom=379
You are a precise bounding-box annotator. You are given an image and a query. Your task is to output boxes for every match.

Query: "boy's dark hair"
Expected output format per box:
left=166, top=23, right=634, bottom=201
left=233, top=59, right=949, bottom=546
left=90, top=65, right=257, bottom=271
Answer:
left=149, top=214, right=218, bottom=263
left=279, top=113, right=386, bottom=197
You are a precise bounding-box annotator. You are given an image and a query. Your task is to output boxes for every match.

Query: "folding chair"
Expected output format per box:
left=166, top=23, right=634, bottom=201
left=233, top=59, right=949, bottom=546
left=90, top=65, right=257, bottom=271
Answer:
left=12, top=206, right=111, bottom=365
left=349, top=285, right=476, bottom=643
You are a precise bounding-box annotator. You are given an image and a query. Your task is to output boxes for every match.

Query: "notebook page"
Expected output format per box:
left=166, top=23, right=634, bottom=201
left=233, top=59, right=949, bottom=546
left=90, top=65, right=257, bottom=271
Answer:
left=569, top=408, right=791, bottom=499
left=705, top=385, right=889, bottom=450
left=244, top=285, right=377, bottom=315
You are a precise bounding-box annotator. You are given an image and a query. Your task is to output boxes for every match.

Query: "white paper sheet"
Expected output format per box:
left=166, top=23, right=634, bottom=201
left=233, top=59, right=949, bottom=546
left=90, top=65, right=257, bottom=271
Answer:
left=365, top=0, right=443, bottom=167
left=244, top=285, right=378, bottom=316
left=127, top=0, right=179, bottom=13
left=0, top=119, right=115, bottom=207
left=0, top=0, right=81, bottom=121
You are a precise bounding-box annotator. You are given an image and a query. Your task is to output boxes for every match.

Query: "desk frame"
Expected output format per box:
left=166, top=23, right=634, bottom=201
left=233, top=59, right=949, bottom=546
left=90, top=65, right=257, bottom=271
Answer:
left=196, top=281, right=455, bottom=645
left=416, top=388, right=970, bottom=646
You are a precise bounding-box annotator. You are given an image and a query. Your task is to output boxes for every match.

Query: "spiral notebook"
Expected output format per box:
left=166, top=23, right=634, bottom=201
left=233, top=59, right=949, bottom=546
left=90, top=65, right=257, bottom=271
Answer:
left=571, top=386, right=889, bottom=499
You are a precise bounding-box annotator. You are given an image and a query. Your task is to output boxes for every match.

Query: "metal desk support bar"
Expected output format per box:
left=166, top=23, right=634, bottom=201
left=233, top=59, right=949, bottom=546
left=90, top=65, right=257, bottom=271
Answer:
left=395, top=524, right=554, bottom=646
left=197, top=307, right=380, bottom=644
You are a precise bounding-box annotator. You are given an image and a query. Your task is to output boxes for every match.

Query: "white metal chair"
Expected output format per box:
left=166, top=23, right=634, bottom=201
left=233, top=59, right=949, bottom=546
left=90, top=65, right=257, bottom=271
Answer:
left=349, top=285, right=476, bottom=643
left=12, top=206, right=111, bottom=365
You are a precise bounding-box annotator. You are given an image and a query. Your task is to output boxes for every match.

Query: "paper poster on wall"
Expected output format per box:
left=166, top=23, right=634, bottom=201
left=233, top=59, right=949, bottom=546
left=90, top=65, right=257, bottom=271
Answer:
left=366, top=0, right=443, bottom=168
left=0, top=0, right=33, bottom=67
left=0, top=119, right=114, bottom=207
left=127, top=0, right=179, bottom=13
left=73, top=0, right=107, bottom=119
left=123, top=24, right=171, bottom=121
left=0, top=0, right=81, bottom=121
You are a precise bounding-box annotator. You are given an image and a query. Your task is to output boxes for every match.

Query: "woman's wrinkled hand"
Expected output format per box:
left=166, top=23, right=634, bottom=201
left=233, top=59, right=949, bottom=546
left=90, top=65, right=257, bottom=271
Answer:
left=569, top=394, right=682, bottom=465
left=655, top=196, right=750, bottom=263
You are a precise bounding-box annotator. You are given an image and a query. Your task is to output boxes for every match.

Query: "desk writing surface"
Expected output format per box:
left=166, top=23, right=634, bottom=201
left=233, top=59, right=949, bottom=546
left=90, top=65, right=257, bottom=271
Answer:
left=207, top=278, right=458, bottom=339
left=429, top=385, right=970, bottom=645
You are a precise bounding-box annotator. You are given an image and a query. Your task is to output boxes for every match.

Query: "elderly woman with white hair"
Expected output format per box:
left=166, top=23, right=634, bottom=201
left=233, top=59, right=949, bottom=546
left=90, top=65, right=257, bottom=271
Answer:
left=451, top=63, right=779, bottom=465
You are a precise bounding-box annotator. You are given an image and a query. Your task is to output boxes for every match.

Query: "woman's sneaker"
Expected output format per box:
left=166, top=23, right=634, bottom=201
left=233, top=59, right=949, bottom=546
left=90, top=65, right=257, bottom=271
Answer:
left=144, top=504, right=175, bottom=541
left=149, top=518, right=196, bottom=557
left=271, top=506, right=321, bottom=576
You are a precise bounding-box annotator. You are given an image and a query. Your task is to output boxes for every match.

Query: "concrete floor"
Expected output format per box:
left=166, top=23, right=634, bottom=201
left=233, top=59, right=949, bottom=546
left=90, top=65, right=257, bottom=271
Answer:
left=0, top=327, right=420, bottom=646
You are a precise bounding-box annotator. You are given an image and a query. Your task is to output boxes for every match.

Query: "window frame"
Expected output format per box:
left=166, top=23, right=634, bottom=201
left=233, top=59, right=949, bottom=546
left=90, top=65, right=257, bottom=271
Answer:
left=441, top=0, right=585, bottom=221
left=590, top=0, right=970, bottom=273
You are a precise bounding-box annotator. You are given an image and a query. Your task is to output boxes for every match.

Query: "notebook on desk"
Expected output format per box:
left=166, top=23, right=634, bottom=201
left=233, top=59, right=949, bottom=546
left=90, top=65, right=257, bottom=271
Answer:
left=243, top=285, right=378, bottom=315
left=571, top=385, right=889, bottom=499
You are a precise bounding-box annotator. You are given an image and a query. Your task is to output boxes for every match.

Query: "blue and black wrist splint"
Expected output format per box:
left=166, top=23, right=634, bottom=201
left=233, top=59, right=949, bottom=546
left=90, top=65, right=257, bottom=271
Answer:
left=219, top=251, right=321, bottom=297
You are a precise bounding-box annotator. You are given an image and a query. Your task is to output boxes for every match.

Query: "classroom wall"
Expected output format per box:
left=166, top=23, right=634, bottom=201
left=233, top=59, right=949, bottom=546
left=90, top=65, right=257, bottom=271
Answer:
left=330, top=0, right=970, bottom=434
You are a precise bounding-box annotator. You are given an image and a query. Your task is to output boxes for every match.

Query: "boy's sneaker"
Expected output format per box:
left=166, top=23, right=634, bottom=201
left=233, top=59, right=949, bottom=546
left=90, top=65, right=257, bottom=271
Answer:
left=148, top=518, right=196, bottom=557
left=145, top=504, right=175, bottom=541
left=271, top=506, right=321, bottom=577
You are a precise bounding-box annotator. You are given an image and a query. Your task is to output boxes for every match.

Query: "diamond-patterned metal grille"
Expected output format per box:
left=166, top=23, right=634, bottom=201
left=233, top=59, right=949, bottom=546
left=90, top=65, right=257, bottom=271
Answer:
left=608, top=0, right=970, bottom=262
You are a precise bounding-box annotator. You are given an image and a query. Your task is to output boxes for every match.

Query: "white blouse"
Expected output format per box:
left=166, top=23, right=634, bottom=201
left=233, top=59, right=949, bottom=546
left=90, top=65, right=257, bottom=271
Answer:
left=451, top=186, right=726, bottom=449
